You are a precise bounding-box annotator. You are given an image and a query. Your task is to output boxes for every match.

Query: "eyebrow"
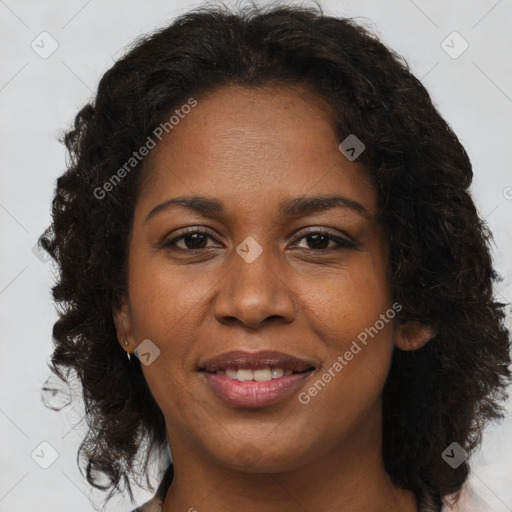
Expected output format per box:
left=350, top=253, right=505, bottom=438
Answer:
left=144, top=194, right=370, bottom=225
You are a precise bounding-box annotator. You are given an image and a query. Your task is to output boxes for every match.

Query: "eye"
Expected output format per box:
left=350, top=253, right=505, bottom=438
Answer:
left=162, top=229, right=220, bottom=251
left=162, top=228, right=358, bottom=253
left=291, top=229, right=357, bottom=251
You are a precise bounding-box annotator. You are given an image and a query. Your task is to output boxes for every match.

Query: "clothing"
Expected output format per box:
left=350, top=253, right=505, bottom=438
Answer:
left=130, top=463, right=173, bottom=512
left=130, top=463, right=443, bottom=511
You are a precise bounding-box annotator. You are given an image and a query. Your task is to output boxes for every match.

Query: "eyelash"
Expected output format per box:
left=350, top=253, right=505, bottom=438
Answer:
left=162, top=227, right=358, bottom=253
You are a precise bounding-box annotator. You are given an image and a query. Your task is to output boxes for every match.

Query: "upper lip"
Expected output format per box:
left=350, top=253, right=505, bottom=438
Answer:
left=199, top=350, right=317, bottom=373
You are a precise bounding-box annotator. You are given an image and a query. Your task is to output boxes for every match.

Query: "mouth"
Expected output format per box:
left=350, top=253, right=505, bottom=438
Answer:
left=198, top=350, right=316, bottom=408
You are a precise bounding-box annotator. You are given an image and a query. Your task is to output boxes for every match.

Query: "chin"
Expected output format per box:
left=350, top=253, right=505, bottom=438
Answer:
left=207, top=440, right=316, bottom=474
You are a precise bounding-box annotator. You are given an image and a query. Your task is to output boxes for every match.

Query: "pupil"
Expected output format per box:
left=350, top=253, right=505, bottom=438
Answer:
left=186, top=233, right=207, bottom=249
left=308, top=234, right=329, bottom=250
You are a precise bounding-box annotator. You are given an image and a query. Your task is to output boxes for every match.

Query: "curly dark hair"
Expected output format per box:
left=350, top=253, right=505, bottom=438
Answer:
left=39, top=1, right=511, bottom=509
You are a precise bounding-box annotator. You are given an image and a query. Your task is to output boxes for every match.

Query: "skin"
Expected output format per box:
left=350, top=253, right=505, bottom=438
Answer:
left=113, top=84, right=434, bottom=512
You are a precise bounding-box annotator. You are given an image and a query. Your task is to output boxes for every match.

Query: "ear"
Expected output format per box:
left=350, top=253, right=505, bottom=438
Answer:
left=112, top=295, right=135, bottom=355
left=394, top=320, right=436, bottom=351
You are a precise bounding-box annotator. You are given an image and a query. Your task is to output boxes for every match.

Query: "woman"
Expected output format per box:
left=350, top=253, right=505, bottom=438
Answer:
left=39, top=3, right=511, bottom=511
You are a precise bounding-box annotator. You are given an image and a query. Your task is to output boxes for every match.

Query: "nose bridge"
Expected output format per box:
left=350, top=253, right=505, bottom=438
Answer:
left=234, top=234, right=278, bottom=292
left=213, top=234, right=295, bottom=328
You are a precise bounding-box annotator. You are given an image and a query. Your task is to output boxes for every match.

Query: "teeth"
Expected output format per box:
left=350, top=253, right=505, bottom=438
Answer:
left=271, top=367, right=284, bottom=378
left=226, top=368, right=238, bottom=379
left=236, top=369, right=254, bottom=381
left=253, top=368, right=272, bottom=381
left=219, top=367, right=293, bottom=381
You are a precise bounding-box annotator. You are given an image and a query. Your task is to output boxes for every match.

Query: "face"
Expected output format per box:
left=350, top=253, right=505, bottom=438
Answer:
left=113, top=84, right=431, bottom=473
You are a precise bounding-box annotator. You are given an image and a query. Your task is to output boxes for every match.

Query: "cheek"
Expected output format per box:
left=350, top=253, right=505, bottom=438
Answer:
left=295, top=251, right=394, bottom=411
left=127, top=259, right=203, bottom=420
left=300, top=250, right=392, bottom=349
left=128, top=253, right=206, bottom=340
left=126, top=255, right=208, bottom=410
left=297, top=327, right=394, bottom=447
left=297, top=274, right=395, bottom=441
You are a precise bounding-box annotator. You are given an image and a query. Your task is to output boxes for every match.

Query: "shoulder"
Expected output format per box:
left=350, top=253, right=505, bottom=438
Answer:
left=129, top=462, right=173, bottom=512
left=129, top=494, right=163, bottom=512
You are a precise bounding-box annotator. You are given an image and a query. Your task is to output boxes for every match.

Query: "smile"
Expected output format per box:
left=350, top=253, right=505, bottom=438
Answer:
left=198, top=350, right=316, bottom=408
left=211, top=367, right=293, bottom=380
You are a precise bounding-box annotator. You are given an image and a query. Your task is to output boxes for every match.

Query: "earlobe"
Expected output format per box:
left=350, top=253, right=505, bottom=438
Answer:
left=395, top=320, right=436, bottom=351
left=111, top=296, right=134, bottom=353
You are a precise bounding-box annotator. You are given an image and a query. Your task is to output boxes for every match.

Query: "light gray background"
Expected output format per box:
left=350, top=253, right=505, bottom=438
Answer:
left=1, top=0, right=511, bottom=511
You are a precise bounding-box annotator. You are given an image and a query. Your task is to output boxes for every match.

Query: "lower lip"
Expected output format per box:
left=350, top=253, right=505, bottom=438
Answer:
left=200, top=371, right=313, bottom=408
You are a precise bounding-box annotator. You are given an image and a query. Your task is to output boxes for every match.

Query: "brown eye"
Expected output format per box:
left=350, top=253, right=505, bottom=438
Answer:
left=163, top=229, right=219, bottom=251
left=292, top=230, right=357, bottom=251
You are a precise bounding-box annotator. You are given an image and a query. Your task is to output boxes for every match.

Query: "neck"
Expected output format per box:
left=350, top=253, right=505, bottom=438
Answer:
left=162, top=405, right=417, bottom=512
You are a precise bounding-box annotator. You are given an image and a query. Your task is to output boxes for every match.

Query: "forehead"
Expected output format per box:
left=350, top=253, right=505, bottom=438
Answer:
left=136, top=84, right=377, bottom=220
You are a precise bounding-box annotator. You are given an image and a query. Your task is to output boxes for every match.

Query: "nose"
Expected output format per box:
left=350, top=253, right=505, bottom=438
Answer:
left=213, top=243, right=295, bottom=330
